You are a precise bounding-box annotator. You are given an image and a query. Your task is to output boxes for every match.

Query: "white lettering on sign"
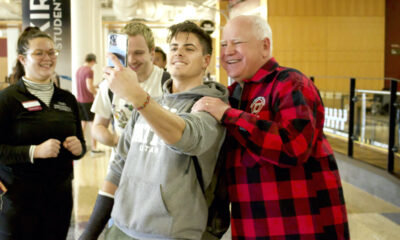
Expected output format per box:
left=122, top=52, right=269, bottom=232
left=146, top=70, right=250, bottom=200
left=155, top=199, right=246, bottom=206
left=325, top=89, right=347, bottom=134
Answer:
left=28, top=0, right=63, bottom=50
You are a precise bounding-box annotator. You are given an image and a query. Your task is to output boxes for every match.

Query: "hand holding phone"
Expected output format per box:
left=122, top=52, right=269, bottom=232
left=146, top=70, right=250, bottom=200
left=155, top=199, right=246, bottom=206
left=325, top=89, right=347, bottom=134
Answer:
left=107, top=33, right=128, bottom=67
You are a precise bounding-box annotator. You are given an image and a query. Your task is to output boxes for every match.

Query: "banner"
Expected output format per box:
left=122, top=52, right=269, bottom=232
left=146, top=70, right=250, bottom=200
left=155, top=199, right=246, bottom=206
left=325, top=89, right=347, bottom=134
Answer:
left=22, top=0, right=71, bottom=90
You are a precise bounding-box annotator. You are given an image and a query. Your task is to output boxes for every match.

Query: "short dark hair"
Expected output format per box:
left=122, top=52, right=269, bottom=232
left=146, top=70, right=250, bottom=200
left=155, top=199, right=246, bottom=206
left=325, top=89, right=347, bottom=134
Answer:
left=85, top=53, right=96, bottom=63
left=167, top=21, right=212, bottom=56
left=154, top=46, right=166, bottom=61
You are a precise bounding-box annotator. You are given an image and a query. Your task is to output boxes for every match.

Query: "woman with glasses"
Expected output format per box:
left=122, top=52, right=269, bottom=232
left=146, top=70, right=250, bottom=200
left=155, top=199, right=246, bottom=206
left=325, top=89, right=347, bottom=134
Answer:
left=0, top=27, right=86, bottom=239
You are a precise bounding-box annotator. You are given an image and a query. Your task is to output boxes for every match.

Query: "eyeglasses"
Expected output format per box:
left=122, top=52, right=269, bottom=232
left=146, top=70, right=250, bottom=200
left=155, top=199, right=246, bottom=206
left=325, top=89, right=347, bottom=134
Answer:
left=26, top=49, right=60, bottom=59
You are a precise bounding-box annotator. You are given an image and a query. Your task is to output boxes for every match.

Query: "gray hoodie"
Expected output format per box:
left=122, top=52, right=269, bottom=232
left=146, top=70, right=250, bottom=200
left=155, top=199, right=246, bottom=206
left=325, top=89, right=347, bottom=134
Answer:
left=106, top=80, right=228, bottom=239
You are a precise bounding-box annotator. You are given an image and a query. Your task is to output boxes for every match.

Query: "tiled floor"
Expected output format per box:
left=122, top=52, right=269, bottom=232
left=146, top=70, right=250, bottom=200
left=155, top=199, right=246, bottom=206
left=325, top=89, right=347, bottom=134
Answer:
left=68, top=144, right=400, bottom=240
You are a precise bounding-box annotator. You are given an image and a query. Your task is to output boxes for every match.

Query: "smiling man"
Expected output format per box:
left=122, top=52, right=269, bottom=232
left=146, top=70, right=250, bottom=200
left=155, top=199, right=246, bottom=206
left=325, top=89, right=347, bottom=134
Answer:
left=91, top=22, right=169, bottom=153
left=80, top=21, right=228, bottom=240
left=192, top=15, right=350, bottom=239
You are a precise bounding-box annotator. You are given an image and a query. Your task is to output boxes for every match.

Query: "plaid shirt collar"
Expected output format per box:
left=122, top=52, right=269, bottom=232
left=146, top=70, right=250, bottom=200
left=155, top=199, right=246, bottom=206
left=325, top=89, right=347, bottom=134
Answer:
left=243, top=57, right=279, bottom=83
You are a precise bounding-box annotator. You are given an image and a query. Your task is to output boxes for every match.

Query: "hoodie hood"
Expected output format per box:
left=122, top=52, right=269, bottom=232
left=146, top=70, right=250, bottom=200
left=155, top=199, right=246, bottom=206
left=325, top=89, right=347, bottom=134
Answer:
left=161, top=79, right=229, bottom=104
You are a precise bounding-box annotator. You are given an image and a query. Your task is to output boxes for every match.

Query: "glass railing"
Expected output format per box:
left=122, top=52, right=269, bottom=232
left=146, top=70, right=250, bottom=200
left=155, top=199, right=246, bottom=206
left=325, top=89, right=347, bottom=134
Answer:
left=312, top=76, right=400, bottom=176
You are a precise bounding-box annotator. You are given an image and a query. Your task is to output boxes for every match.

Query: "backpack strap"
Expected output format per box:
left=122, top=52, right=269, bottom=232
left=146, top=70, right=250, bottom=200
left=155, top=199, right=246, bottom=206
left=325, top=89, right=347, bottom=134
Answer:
left=107, top=88, right=115, bottom=128
left=192, top=156, right=205, bottom=193
left=193, top=144, right=230, bottom=239
left=192, top=144, right=227, bottom=205
left=108, top=88, right=114, bottom=104
left=161, top=71, right=171, bottom=88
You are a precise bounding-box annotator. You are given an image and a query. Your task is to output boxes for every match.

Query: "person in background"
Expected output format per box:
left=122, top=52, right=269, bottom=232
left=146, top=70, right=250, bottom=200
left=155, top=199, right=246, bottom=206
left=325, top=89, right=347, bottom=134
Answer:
left=0, top=26, right=85, bottom=239
left=193, top=15, right=350, bottom=239
left=153, top=46, right=167, bottom=70
left=79, top=20, right=227, bottom=240
left=51, top=72, right=61, bottom=87
left=91, top=22, right=169, bottom=156
left=76, top=53, right=102, bottom=154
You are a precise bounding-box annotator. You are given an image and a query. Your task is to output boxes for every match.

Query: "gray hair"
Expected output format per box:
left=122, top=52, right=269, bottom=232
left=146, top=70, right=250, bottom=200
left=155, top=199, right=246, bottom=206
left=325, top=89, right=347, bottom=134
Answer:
left=245, top=15, right=273, bottom=54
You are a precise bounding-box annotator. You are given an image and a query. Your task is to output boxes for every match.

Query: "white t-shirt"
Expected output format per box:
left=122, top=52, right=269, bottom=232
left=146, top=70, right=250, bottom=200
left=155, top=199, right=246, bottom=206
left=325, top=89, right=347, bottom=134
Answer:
left=91, top=65, right=165, bottom=136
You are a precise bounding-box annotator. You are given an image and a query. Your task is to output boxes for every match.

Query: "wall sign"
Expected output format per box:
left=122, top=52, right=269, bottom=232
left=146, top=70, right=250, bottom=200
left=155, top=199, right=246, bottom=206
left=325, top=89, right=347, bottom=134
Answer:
left=22, top=0, right=71, bottom=85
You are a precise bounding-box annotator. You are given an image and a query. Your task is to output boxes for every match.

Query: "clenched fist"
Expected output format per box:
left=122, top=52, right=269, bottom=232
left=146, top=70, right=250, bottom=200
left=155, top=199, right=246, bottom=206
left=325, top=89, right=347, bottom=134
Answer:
left=63, top=136, right=83, bottom=156
left=34, top=138, right=61, bottom=158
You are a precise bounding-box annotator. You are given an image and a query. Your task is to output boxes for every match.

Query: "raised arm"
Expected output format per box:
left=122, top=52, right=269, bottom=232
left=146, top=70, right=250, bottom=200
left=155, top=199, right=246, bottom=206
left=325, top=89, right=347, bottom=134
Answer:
left=104, top=53, right=186, bottom=145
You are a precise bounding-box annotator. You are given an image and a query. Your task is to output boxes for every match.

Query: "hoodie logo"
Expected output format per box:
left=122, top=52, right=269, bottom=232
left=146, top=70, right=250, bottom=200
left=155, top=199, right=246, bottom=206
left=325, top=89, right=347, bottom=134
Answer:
left=250, top=97, right=266, bottom=115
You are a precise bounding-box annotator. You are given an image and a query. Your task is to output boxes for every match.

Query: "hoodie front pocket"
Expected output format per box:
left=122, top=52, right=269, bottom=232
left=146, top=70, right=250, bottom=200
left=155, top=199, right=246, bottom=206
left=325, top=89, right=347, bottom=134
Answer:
left=113, top=179, right=173, bottom=236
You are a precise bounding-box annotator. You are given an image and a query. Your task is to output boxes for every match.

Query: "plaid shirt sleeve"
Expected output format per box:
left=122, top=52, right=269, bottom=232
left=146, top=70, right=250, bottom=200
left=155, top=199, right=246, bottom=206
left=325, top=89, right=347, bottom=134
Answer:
left=222, top=70, right=321, bottom=168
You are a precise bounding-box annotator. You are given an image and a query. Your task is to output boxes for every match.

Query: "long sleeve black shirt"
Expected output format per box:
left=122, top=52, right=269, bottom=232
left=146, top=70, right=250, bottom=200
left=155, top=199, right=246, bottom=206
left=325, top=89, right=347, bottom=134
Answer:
left=0, top=79, right=86, bottom=180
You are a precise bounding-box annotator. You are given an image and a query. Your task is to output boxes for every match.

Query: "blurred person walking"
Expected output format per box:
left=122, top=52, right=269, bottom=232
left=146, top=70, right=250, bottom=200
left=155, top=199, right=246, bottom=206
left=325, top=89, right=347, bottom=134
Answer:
left=76, top=53, right=102, bottom=154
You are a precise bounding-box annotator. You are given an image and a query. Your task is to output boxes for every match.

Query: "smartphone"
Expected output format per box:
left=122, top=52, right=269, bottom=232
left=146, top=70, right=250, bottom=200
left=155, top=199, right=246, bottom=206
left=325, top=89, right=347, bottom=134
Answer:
left=107, top=33, right=128, bottom=67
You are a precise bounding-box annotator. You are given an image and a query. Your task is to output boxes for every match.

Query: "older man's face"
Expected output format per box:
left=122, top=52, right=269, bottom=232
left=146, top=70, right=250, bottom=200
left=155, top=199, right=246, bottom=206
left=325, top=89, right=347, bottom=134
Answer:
left=220, top=17, right=270, bottom=83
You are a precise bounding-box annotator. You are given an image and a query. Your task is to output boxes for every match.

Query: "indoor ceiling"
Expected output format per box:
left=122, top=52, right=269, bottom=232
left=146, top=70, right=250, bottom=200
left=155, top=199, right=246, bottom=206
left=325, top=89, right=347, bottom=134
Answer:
left=0, top=0, right=219, bottom=23
left=0, top=0, right=20, bottom=20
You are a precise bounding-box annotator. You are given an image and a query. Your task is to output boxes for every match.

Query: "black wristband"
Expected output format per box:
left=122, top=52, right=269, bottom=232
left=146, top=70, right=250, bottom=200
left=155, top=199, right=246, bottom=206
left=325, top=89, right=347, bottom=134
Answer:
left=79, top=194, right=114, bottom=240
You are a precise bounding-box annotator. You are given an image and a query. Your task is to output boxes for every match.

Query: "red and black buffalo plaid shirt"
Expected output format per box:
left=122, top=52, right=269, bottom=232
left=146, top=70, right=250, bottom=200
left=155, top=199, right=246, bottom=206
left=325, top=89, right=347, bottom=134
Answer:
left=221, top=58, right=350, bottom=240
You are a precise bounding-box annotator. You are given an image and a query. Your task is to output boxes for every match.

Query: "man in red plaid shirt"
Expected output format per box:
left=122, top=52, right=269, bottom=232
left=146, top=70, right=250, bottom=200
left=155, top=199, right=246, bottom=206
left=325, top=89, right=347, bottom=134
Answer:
left=192, top=15, right=350, bottom=239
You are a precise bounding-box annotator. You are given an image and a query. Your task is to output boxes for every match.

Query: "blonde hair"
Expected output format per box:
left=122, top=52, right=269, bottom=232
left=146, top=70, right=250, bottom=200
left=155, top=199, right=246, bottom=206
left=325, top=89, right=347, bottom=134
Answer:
left=121, top=21, right=155, bottom=51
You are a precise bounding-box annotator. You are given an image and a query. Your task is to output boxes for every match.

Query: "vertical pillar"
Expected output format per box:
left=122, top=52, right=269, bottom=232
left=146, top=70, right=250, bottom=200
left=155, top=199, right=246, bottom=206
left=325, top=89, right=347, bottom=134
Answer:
left=388, top=80, right=397, bottom=172
left=361, top=93, right=366, bottom=143
left=71, top=0, right=103, bottom=95
left=216, top=0, right=229, bottom=86
left=70, top=1, right=103, bottom=225
left=6, top=27, right=19, bottom=76
left=348, top=78, right=356, bottom=157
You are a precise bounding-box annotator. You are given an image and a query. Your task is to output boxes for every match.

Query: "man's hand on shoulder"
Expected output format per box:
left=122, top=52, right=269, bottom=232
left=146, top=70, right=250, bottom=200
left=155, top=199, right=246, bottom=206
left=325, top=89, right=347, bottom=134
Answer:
left=192, top=96, right=231, bottom=122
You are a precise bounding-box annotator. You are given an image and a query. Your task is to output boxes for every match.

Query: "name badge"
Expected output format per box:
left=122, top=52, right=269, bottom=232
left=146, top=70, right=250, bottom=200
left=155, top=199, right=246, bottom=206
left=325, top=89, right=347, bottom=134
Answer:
left=22, top=100, right=42, bottom=111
